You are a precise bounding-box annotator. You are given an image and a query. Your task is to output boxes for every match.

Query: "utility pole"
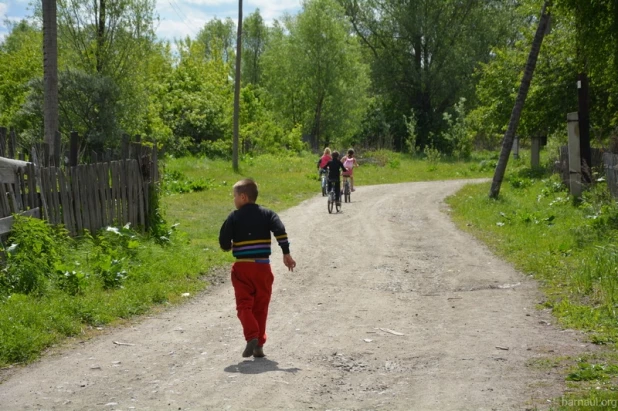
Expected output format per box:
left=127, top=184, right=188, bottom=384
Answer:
left=43, top=0, right=59, bottom=166
left=489, top=1, right=551, bottom=199
left=232, top=0, right=243, bottom=172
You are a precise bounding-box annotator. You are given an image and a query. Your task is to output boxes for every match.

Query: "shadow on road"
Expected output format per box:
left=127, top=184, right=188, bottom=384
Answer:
left=224, top=358, right=301, bottom=375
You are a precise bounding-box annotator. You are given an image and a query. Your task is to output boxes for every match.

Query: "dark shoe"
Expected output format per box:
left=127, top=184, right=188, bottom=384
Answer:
left=242, top=338, right=259, bottom=358
left=253, top=346, right=265, bottom=358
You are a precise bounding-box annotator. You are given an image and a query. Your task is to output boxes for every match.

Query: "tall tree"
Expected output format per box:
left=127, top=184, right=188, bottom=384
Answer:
left=340, top=0, right=516, bottom=150
left=53, top=0, right=157, bottom=148
left=241, top=10, right=267, bottom=86
left=0, top=21, right=43, bottom=128
left=489, top=1, right=551, bottom=199
left=262, top=0, right=370, bottom=150
left=197, top=18, right=236, bottom=63
left=43, top=0, right=59, bottom=162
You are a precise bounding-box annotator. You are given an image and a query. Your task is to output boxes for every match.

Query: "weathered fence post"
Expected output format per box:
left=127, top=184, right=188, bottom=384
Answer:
left=134, top=135, right=142, bottom=162
left=121, top=134, right=130, bottom=160
left=54, top=130, right=61, bottom=166
left=567, top=112, right=582, bottom=197
left=9, top=128, right=17, bottom=159
left=69, top=131, right=79, bottom=167
left=0, top=127, right=6, bottom=157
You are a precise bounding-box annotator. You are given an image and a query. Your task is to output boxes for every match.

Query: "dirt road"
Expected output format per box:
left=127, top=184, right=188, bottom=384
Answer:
left=0, top=180, right=593, bottom=410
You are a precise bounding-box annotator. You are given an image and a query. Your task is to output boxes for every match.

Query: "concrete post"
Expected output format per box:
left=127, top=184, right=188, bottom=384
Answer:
left=567, top=112, right=582, bottom=197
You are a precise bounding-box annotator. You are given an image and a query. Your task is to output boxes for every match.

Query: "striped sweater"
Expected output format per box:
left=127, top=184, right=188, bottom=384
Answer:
left=218, top=203, right=290, bottom=260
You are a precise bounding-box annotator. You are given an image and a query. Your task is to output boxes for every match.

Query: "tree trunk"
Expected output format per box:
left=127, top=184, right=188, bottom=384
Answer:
left=43, top=0, right=59, bottom=165
left=96, top=0, right=106, bottom=74
left=232, top=0, right=243, bottom=172
left=311, top=96, right=324, bottom=151
left=489, top=1, right=551, bottom=199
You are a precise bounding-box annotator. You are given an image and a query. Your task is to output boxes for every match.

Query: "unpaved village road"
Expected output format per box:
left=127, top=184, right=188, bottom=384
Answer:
left=0, top=180, right=594, bottom=410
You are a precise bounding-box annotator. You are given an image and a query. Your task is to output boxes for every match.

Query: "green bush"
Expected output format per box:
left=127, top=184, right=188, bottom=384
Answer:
left=162, top=170, right=216, bottom=194
left=0, top=216, right=69, bottom=296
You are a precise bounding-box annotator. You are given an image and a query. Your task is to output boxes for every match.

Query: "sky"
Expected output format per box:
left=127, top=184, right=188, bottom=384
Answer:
left=0, top=0, right=301, bottom=43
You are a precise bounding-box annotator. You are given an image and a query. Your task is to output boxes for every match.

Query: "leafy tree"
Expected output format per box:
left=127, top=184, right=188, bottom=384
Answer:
left=196, top=17, right=236, bottom=63
left=340, top=0, right=517, bottom=151
left=557, top=0, right=618, bottom=132
left=262, top=0, right=370, bottom=150
left=0, top=21, right=42, bottom=128
left=51, top=0, right=159, bottom=149
left=160, top=38, right=232, bottom=155
left=242, top=10, right=268, bottom=86
left=16, top=70, right=121, bottom=152
left=470, top=1, right=578, bottom=147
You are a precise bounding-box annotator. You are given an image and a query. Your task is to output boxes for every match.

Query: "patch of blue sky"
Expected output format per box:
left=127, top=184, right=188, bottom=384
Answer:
left=0, top=0, right=301, bottom=44
left=0, top=1, right=34, bottom=42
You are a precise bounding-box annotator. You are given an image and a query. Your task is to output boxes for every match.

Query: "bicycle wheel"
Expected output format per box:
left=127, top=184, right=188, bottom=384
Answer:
left=335, top=201, right=341, bottom=212
left=328, top=197, right=334, bottom=213
left=321, top=178, right=327, bottom=196
left=344, top=182, right=350, bottom=203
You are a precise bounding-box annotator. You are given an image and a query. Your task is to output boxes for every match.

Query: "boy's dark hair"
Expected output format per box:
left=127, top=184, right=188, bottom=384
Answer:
left=347, top=149, right=355, bottom=156
left=234, top=179, right=259, bottom=202
left=332, top=151, right=340, bottom=160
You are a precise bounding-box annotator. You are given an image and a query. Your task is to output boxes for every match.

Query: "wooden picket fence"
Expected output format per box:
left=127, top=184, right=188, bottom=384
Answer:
left=0, top=128, right=159, bottom=236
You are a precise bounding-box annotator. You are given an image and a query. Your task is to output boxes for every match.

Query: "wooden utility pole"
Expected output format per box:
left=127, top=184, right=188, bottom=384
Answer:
left=232, top=0, right=243, bottom=172
left=489, top=1, right=551, bottom=199
left=43, top=0, right=59, bottom=165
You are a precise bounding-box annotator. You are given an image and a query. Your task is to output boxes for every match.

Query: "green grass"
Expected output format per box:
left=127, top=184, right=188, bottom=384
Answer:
left=161, top=151, right=495, bottom=252
left=0, top=149, right=496, bottom=368
left=446, top=163, right=618, bottom=407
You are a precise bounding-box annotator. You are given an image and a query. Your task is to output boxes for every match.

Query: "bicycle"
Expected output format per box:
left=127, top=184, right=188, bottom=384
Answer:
left=327, top=180, right=341, bottom=214
left=342, top=175, right=351, bottom=203
left=320, top=169, right=328, bottom=196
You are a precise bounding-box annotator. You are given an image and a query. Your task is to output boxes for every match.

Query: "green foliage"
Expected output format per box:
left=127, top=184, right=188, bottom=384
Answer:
left=18, top=70, right=122, bottom=151
left=163, top=170, right=216, bottom=194
left=242, top=10, right=269, bottom=86
left=423, top=145, right=442, bottom=171
left=261, top=0, right=370, bottom=149
left=0, top=20, right=42, bottom=128
left=403, top=110, right=418, bottom=154
left=440, top=98, right=472, bottom=159
left=0, top=217, right=69, bottom=296
left=340, top=0, right=517, bottom=149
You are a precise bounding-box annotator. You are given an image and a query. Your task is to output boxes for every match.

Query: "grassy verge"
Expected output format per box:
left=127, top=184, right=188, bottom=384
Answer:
left=446, top=163, right=618, bottom=406
left=160, top=151, right=495, bottom=253
left=0, top=150, right=494, bottom=368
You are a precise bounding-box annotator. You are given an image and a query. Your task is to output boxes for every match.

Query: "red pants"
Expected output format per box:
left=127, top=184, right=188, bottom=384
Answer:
left=231, top=262, right=274, bottom=346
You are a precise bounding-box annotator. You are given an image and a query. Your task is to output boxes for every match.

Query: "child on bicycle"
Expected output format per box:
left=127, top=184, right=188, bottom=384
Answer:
left=341, top=149, right=359, bottom=192
left=322, top=151, right=347, bottom=205
left=317, top=147, right=332, bottom=170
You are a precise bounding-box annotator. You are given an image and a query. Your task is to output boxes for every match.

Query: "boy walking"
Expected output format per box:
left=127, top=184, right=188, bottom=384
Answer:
left=219, top=179, right=296, bottom=358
